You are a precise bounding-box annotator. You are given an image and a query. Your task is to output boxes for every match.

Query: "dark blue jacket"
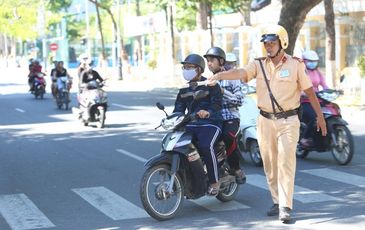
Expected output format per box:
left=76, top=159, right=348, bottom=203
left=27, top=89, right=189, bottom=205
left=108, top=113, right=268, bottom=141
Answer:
left=173, top=77, right=223, bottom=127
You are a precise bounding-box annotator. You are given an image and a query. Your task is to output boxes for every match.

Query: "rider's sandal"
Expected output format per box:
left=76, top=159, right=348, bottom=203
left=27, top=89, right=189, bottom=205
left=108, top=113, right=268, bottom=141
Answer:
left=207, top=184, right=220, bottom=196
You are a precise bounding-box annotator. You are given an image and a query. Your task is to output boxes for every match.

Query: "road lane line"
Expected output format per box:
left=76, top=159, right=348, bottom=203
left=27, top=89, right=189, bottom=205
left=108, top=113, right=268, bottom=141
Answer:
left=112, top=103, right=131, bottom=109
left=191, top=196, right=250, bottom=211
left=247, top=174, right=340, bottom=203
left=116, top=149, right=147, bottom=163
left=15, top=108, right=25, bottom=113
left=301, top=168, right=365, bottom=188
left=72, top=186, right=148, bottom=220
left=0, top=193, right=55, bottom=230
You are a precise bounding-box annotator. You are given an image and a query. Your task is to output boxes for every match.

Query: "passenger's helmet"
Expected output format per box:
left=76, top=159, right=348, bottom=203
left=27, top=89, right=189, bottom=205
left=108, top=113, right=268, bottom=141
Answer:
left=302, top=50, right=319, bottom=61
left=225, top=52, right=237, bottom=62
left=302, top=50, right=319, bottom=70
left=181, top=54, right=205, bottom=72
left=204, top=47, right=226, bottom=62
left=260, top=24, right=289, bottom=49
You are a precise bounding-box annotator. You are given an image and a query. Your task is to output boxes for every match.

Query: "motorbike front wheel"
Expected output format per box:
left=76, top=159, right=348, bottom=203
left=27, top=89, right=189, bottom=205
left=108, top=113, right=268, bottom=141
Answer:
left=140, top=164, right=184, bottom=221
left=248, top=140, right=262, bottom=167
left=96, top=107, right=105, bottom=128
left=331, top=125, right=354, bottom=165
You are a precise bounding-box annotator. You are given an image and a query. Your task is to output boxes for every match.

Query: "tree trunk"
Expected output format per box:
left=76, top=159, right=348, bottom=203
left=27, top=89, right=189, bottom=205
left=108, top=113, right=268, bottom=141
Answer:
left=168, top=1, right=175, bottom=59
left=324, top=0, right=336, bottom=88
left=197, top=0, right=209, bottom=30
left=279, top=0, right=322, bottom=55
left=94, top=0, right=106, bottom=66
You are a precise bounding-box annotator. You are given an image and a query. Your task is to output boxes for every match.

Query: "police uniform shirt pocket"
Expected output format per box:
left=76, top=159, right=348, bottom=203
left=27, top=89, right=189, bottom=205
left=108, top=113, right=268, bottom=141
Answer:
left=278, top=69, right=292, bottom=82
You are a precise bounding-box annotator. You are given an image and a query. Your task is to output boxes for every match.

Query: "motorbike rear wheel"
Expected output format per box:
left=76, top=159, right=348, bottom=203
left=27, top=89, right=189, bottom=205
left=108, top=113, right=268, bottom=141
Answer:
left=296, top=146, right=310, bottom=158
left=248, top=140, right=262, bottom=167
left=140, top=164, right=184, bottom=221
left=331, top=125, right=354, bottom=165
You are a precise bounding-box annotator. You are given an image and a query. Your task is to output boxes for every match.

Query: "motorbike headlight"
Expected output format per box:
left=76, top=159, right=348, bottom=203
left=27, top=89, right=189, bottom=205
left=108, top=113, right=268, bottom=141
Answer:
left=161, top=114, right=184, bottom=130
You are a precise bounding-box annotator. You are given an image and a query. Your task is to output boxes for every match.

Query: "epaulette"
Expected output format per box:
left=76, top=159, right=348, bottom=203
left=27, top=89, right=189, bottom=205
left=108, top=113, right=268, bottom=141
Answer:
left=293, top=56, right=304, bottom=63
left=255, top=57, right=266, bottom=61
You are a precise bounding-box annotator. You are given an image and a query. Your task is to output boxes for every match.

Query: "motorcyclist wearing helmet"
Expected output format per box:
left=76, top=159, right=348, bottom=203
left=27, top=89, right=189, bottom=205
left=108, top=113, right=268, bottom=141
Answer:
left=80, top=62, right=104, bottom=90
left=300, top=50, right=329, bottom=148
left=302, top=50, right=328, bottom=92
left=208, top=24, right=327, bottom=223
left=28, top=60, right=44, bottom=92
left=173, top=53, right=223, bottom=196
left=204, top=47, right=246, bottom=184
left=53, top=61, right=73, bottom=99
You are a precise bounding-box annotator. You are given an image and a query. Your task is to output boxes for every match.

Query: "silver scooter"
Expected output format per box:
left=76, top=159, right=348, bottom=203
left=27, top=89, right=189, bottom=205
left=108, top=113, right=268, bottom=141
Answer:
left=238, top=82, right=262, bottom=167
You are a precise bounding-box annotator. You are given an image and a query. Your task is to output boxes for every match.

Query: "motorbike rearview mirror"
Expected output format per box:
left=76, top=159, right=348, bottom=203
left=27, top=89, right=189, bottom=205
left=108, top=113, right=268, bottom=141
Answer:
left=156, top=102, right=168, bottom=117
left=156, top=102, right=165, bottom=110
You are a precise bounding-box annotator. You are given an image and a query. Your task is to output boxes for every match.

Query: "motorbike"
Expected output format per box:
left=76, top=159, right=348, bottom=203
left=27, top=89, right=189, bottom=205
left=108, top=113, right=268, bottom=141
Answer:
left=32, top=73, right=46, bottom=99
left=140, top=87, right=240, bottom=221
left=296, top=89, right=354, bottom=165
left=55, top=76, right=72, bottom=110
left=238, top=82, right=262, bottom=167
left=72, top=80, right=108, bottom=128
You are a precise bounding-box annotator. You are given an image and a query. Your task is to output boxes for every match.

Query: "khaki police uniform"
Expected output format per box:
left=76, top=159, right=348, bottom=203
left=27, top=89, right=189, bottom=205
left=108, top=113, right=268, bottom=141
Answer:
left=245, top=54, right=312, bottom=209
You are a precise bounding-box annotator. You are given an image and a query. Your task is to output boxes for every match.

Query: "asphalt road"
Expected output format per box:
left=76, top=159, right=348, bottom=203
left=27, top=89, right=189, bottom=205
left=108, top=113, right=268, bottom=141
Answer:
left=0, top=68, right=365, bottom=230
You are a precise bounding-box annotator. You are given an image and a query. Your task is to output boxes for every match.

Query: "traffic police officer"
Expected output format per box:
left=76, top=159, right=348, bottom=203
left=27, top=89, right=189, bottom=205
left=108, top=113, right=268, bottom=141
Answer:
left=208, top=24, right=327, bottom=223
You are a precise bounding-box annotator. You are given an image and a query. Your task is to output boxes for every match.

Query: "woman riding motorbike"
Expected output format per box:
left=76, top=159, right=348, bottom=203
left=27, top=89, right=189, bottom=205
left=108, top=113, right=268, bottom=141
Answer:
left=300, top=50, right=328, bottom=147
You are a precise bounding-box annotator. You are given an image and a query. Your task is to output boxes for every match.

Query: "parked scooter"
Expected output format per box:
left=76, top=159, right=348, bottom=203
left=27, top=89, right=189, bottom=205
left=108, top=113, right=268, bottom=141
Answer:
left=32, top=72, right=46, bottom=99
left=297, top=89, right=354, bottom=165
left=238, top=82, right=262, bottom=166
left=140, top=88, right=240, bottom=221
left=72, top=80, right=107, bottom=128
left=55, top=76, right=72, bottom=110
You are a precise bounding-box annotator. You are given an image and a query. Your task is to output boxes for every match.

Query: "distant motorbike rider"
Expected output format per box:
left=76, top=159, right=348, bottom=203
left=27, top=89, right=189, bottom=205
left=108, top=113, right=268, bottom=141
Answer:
left=300, top=50, right=329, bottom=147
left=28, top=60, right=43, bottom=92
left=173, top=53, right=223, bottom=196
left=52, top=61, right=72, bottom=99
left=204, top=47, right=246, bottom=184
left=78, top=65, right=105, bottom=120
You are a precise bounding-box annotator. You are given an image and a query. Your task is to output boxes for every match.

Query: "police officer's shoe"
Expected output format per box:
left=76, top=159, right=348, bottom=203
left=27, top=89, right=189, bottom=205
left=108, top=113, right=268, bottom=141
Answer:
left=279, top=207, right=291, bottom=223
left=267, top=204, right=279, bottom=216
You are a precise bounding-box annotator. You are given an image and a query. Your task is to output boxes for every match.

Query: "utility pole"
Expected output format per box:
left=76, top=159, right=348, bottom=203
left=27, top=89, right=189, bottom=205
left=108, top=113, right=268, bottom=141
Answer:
left=117, top=0, right=123, bottom=80
left=85, top=0, right=91, bottom=57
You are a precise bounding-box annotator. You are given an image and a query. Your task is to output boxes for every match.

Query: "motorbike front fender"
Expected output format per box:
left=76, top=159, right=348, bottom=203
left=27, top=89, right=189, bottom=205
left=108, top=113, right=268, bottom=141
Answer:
left=327, top=116, right=348, bottom=133
left=144, top=152, right=174, bottom=168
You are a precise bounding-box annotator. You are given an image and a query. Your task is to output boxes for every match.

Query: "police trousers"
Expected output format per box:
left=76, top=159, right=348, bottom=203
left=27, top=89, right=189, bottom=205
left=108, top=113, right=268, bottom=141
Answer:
left=257, top=114, right=300, bottom=209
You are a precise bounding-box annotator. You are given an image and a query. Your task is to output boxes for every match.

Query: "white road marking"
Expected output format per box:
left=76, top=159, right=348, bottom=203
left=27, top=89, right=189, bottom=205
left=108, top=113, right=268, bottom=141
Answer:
left=116, top=149, right=147, bottom=163
left=301, top=168, right=365, bottom=188
left=0, top=193, right=55, bottom=230
left=112, top=103, right=131, bottom=109
left=247, top=174, right=340, bottom=203
left=15, top=108, right=25, bottom=113
left=191, top=196, right=250, bottom=211
left=72, top=186, right=148, bottom=220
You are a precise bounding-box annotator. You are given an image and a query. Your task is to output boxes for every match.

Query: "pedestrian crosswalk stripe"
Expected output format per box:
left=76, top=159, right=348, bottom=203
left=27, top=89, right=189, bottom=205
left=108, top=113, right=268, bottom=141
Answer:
left=0, top=193, right=55, bottom=230
left=191, top=196, right=250, bottom=212
left=301, top=168, right=365, bottom=188
left=247, top=174, right=340, bottom=203
left=72, top=186, right=148, bottom=220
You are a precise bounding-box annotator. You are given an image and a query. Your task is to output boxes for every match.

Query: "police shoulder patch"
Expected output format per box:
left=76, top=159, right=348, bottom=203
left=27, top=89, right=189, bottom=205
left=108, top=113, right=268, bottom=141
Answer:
left=293, top=56, right=304, bottom=63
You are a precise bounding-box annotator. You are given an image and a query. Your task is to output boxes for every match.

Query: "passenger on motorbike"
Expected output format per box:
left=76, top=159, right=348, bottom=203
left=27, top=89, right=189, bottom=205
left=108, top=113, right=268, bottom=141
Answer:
left=204, top=48, right=246, bottom=184
left=173, top=53, right=223, bottom=196
left=50, top=61, right=58, bottom=98
left=300, top=50, right=329, bottom=147
left=52, top=61, right=72, bottom=99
